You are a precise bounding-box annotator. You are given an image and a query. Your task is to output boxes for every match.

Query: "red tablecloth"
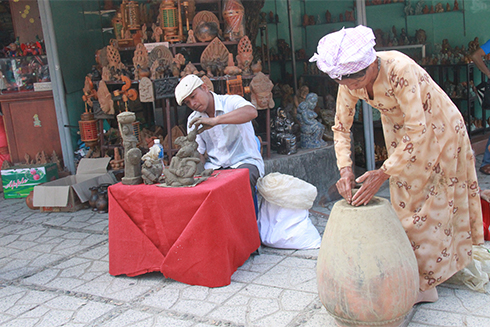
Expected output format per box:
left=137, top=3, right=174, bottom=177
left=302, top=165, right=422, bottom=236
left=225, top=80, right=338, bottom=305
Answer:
left=480, top=198, right=490, bottom=241
left=108, top=168, right=260, bottom=287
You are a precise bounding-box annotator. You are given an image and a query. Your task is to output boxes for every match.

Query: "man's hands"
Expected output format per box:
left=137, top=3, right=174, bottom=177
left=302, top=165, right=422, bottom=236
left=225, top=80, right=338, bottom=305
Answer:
left=189, top=116, right=218, bottom=134
left=336, top=167, right=390, bottom=206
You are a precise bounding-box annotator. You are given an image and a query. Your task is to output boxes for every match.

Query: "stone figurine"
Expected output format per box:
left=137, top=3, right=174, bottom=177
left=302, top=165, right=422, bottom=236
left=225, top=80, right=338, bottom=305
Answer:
left=297, top=93, right=326, bottom=149
left=250, top=72, right=274, bottom=110
left=117, top=111, right=142, bottom=185
left=271, top=107, right=298, bottom=155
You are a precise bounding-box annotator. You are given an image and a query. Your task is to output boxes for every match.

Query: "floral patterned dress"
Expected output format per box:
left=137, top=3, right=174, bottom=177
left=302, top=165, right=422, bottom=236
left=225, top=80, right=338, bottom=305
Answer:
left=333, top=51, right=484, bottom=291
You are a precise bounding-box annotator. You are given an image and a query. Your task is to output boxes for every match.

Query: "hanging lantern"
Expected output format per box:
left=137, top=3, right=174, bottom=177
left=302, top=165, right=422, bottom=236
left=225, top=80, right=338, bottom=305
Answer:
left=127, top=1, right=141, bottom=30
left=79, top=108, right=99, bottom=148
left=160, top=0, right=183, bottom=43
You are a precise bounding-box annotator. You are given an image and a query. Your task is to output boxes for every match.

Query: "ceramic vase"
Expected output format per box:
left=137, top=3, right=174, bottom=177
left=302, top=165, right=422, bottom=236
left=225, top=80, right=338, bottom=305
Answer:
left=317, top=196, right=419, bottom=327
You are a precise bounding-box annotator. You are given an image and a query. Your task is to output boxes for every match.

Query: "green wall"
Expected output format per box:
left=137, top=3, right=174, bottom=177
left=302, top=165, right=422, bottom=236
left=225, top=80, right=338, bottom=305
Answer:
left=49, top=0, right=107, bottom=149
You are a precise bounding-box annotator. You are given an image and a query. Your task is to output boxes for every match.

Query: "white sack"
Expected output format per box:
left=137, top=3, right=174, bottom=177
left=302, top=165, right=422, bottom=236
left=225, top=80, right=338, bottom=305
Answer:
left=446, top=245, right=490, bottom=292
left=257, top=199, right=321, bottom=250
left=257, top=172, right=317, bottom=210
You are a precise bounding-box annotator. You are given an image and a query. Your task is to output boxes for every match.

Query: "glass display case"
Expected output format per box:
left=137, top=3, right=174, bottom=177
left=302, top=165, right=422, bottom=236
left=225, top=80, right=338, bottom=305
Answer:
left=0, top=55, right=50, bottom=93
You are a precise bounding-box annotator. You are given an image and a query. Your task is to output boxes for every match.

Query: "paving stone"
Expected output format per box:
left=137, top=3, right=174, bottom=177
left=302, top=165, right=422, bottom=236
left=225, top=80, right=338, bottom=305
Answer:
left=72, top=272, right=163, bottom=302
left=0, top=285, right=114, bottom=326
left=252, top=257, right=317, bottom=293
left=171, top=299, right=217, bottom=316
left=411, top=307, right=465, bottom=326
left=251, top=310, right=299, bottom=327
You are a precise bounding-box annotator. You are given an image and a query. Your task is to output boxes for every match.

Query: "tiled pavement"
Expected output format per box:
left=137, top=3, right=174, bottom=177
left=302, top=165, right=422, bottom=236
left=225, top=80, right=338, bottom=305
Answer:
left=1, top=155, right=489, bottom=327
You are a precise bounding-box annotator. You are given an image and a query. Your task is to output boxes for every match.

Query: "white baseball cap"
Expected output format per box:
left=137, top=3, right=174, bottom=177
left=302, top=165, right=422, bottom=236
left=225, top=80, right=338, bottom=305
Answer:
left=175, top=74, right=204, bottom=106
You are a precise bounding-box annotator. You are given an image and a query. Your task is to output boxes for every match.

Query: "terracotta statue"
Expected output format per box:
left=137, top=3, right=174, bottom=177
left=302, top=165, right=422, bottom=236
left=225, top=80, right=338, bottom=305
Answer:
left=222, top=0, right=245, bottom=41
left=132, top=43, right=148, bottom=80
left=187, top=29, right=196, bottom=43
left=224, top=53, right=242, bottom=76
left=297, top=93, right=326, bottom=149
left=250, top=72, right=274, bottom=110
left=201, top=37, right=229, bottom=77
left=236, top=36, right=253, bottom=75
left=117, top=111, right=142, bottom=185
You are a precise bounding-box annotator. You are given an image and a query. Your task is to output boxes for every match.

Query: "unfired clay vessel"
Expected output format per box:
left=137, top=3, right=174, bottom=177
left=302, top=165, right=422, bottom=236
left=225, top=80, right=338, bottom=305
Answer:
left=317, top=196, right=419, bottom=327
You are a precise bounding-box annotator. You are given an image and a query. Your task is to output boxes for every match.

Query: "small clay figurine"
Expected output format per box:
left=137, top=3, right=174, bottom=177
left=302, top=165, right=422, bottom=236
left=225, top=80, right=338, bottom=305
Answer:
left=325, top=10, right=332, bottom=23
left=141, top=158, right=163, bottom=184
left=187, top=29, right=196, bottom=43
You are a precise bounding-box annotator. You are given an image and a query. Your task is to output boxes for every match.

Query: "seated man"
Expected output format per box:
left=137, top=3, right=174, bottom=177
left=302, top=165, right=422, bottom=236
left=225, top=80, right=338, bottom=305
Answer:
left=174, top=74, right=264, bottom=202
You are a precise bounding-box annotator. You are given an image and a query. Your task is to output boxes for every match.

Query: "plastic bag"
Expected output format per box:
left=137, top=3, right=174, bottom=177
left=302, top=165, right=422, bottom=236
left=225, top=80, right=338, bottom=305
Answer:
left=257, top=199, right=321, bottom=250
left=257, top=173, right=317, bottom=210
left=446, top=245, right=490, bottom=292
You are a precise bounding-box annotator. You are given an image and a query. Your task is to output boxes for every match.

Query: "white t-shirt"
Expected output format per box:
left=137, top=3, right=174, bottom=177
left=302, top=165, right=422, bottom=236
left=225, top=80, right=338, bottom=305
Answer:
left=187, top=92, right=265, bottom=176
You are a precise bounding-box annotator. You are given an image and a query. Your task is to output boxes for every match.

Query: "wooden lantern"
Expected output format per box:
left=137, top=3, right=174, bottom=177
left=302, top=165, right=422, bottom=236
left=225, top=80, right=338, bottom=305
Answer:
left=160, top=0, right=183, bottom=43
left=79, top=109, right=98, bottom=148
left=227, top=75, right=247, bottom=96
left=127, top=1, right=141, bottom=30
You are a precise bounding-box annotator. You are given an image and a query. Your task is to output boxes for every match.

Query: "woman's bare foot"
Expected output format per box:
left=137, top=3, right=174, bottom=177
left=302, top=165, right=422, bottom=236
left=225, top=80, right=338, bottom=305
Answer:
left=415, top=287, right=439, bottom=304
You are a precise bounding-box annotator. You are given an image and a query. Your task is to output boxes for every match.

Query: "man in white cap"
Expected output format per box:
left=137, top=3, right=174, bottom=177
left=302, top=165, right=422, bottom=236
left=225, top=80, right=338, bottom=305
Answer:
left=174, top=74, right=264, bottom=204
left=310, top=25, right=484, bottom=304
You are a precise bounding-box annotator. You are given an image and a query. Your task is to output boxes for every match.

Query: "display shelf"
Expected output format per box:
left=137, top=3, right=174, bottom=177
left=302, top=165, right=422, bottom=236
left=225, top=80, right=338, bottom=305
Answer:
left=365, top=1, right=405, bottom=7
left=303, top=21, right=355, bottom=28
left=377, top=44, right=426, bottom=58
left=406, top=10, right=463, bottom=18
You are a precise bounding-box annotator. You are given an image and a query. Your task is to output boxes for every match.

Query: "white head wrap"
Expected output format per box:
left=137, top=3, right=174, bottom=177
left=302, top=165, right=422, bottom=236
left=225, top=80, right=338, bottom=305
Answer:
left=175, top=74, right=204, bottom=105
left=309, top=25, right=377, bottom=80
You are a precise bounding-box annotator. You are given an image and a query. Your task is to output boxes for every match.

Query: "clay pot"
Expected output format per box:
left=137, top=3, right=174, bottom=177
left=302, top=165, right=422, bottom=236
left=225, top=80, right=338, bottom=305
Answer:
left=89, top=186, right=99, bottom=211
left=25, top=190, right=39, bottom=210
left=95, top=190, right=108, bottom=213
left=317, top=196, right=419, bottom=327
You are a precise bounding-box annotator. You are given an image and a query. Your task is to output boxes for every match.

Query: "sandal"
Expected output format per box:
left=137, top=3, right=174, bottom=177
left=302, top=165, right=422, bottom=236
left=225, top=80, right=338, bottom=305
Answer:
left=479, top=164, right=490, bottom=175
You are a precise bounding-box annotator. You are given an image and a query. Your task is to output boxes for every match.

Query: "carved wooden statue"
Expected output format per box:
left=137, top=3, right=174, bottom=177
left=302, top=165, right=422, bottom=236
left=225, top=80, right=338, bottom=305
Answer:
left=250, top=72, right=274, bottom=110
left=117, top=111, right=142, bottom=184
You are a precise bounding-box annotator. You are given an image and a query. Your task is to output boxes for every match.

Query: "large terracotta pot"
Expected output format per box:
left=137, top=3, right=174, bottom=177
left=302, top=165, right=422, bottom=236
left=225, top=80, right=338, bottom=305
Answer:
left=317, top=196, right=419, bottom=327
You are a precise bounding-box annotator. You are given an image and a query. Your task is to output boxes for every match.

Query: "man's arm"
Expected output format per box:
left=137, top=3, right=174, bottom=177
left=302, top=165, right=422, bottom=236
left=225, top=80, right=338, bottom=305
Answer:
left=471, top=47, right=490, bottom=79
left=189, top=105, right=257, bottom=133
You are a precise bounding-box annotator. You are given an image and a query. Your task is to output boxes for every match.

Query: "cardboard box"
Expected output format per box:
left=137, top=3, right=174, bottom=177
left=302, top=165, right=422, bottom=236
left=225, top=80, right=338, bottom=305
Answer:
left=1, top=163, right=58, bottom=199
left=33, top=157, right=117, bottom=212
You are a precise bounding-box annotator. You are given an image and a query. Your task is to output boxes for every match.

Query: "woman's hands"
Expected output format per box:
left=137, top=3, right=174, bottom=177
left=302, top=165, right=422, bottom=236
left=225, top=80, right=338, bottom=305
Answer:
left=336, top=167, right=390, bottom=206
left=336, top=167, right=356, bottom=204
left=351, top=169, right=390, bottom=206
